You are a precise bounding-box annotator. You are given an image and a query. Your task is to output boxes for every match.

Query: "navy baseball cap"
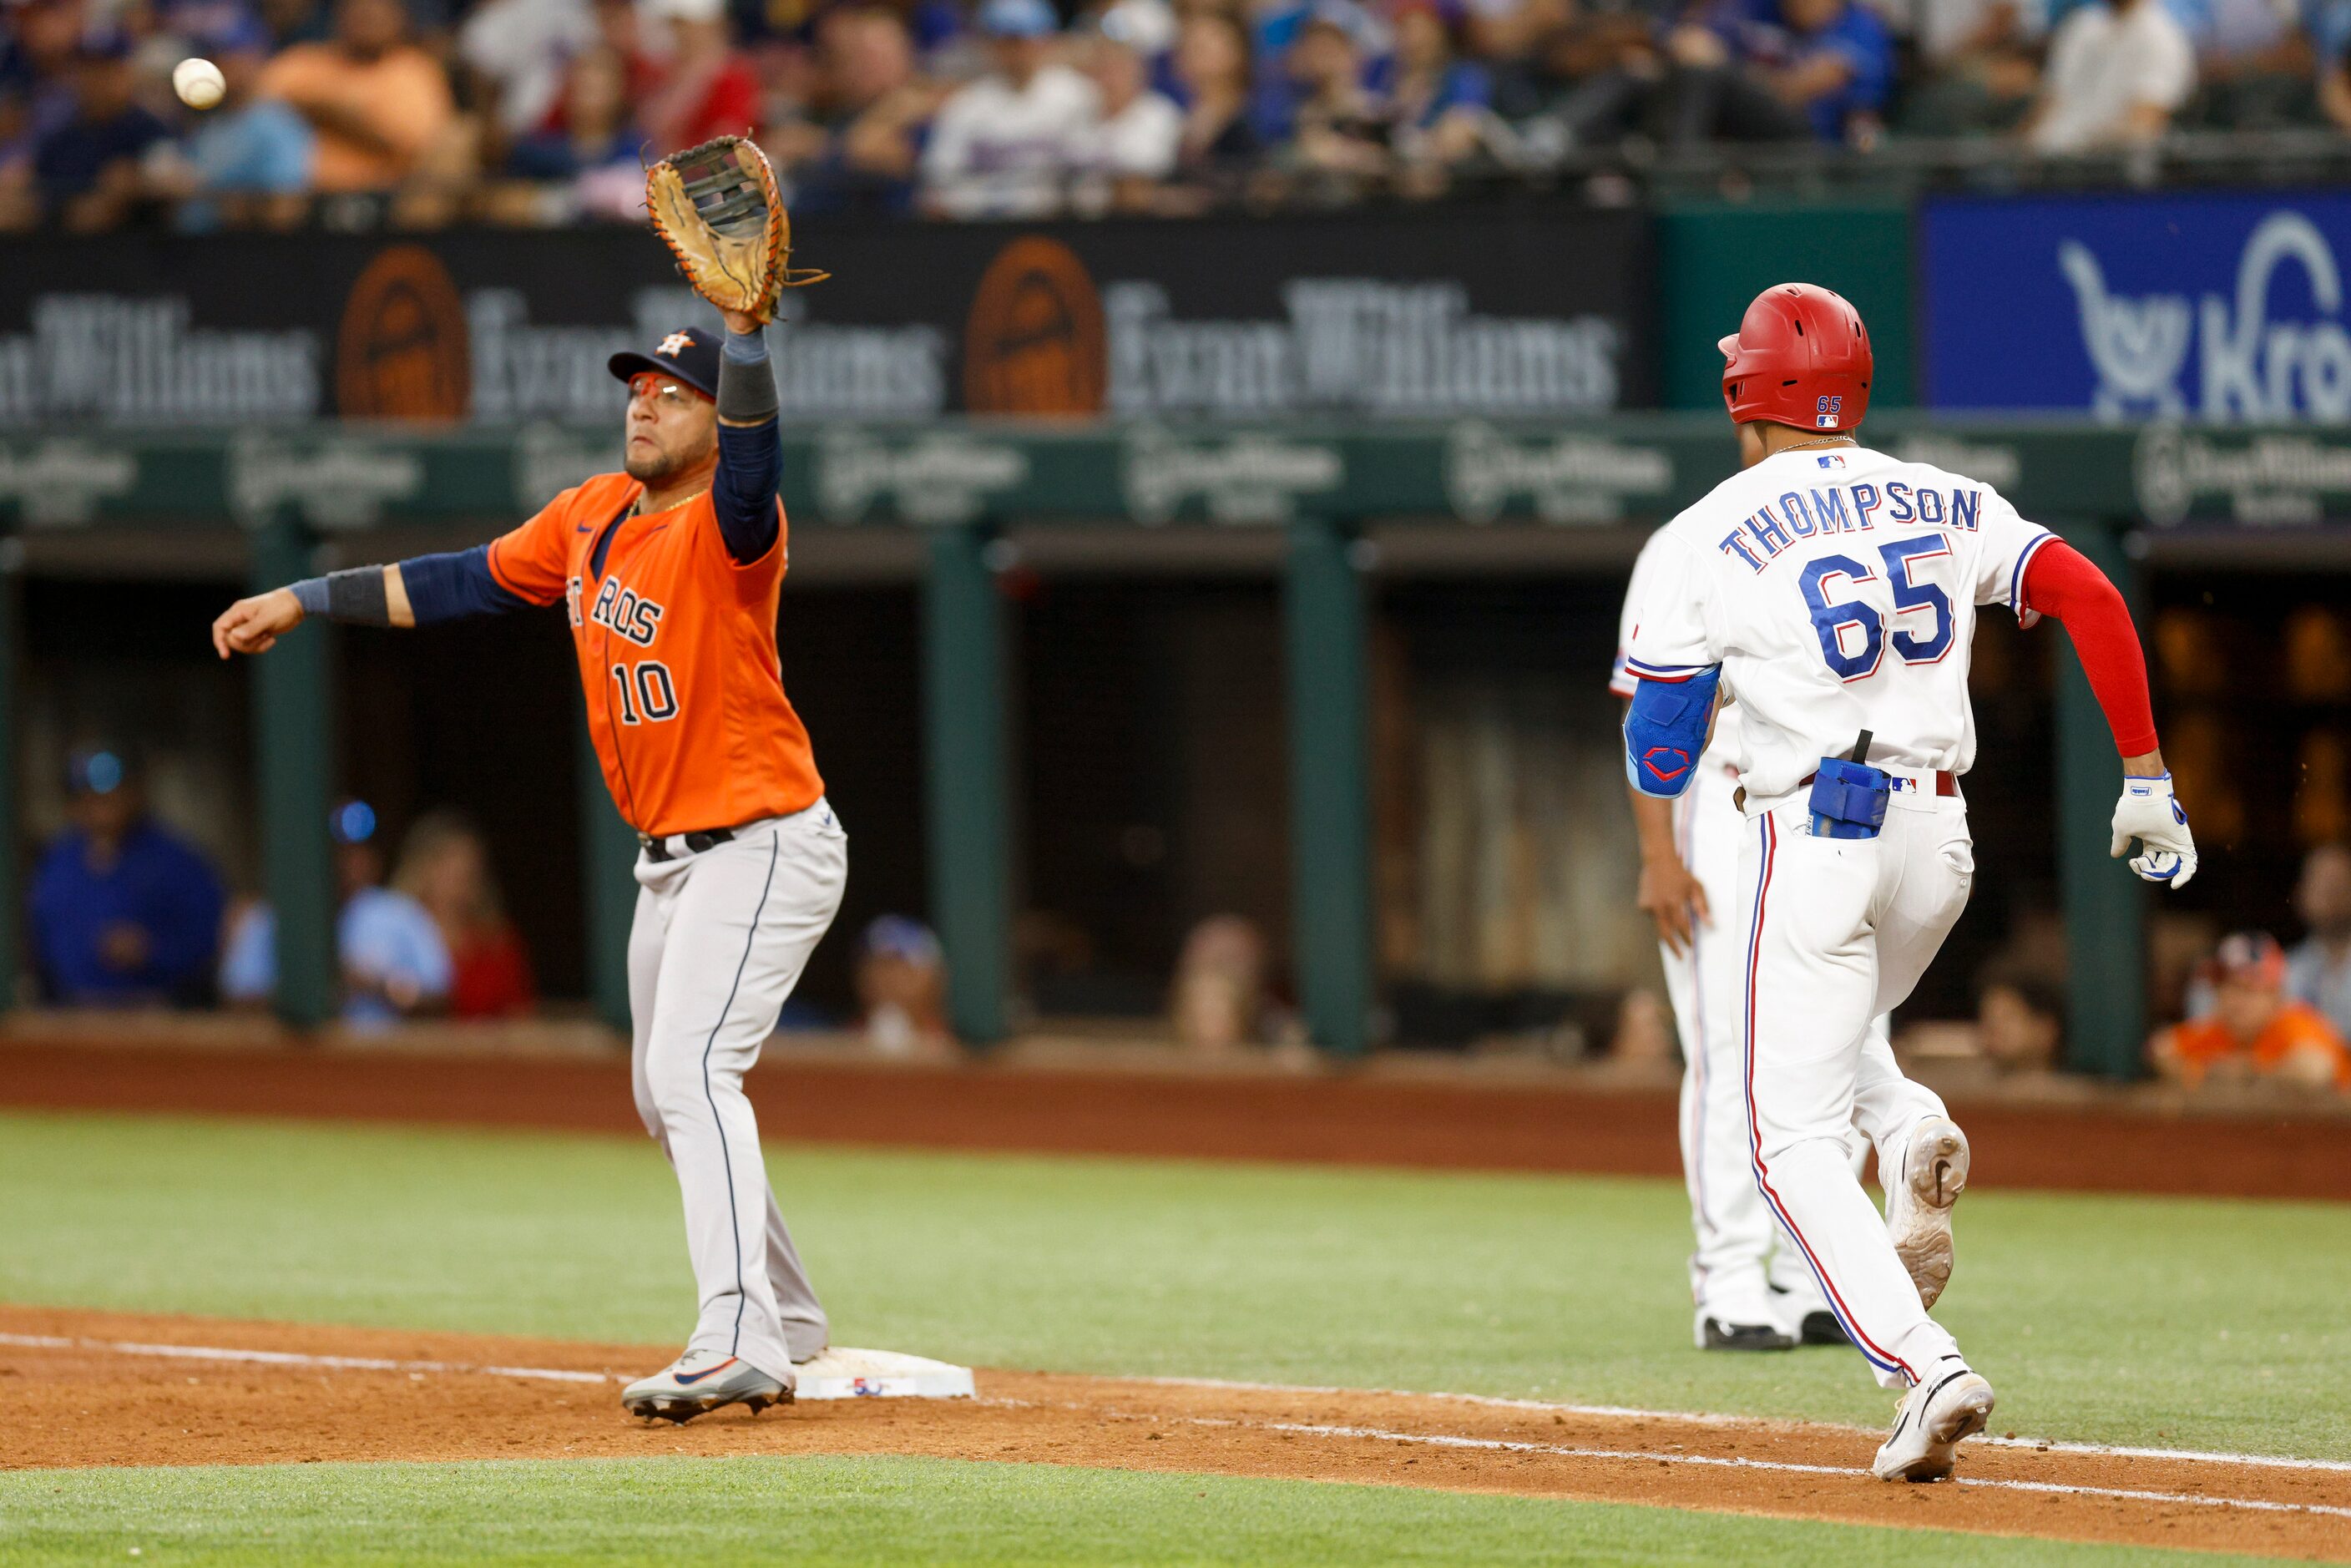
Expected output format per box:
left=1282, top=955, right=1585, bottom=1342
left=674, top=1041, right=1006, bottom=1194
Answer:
left=608, top=326, right=720, bottom=401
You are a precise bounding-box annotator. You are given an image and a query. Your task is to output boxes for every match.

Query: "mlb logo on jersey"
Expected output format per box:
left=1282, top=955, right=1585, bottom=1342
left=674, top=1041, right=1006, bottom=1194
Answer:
left=1817, top=453, right=1847, bottom=469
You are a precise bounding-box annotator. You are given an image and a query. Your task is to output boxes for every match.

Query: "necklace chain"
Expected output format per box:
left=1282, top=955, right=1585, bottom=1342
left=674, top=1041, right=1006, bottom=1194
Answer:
left=633, top=483, right=710, bottom=518
left=1779, top=435, right=1857, bottom=454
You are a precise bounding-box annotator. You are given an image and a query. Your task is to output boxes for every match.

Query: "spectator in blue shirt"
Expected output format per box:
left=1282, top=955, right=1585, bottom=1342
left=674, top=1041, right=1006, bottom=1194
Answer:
left=1373, top=0, right=1495, bottom=182
left=166, top=13, right=316, bottom=230
left=1282, top=13, right=1393, bottom=187
left=502, top=43, right=648, bottom=219
left=1758, top=0, right=1894, bottom=142
left=28, top=748, right=226, bottom=1009
left=1251, top=0, right=1389, bottom=150
left=34, top=28, right=170, bottom=230
left=1166, top=8, right=1261, bottom=202
left=0, top=0, right=84, bottom=177
left=1645, top=0, right=1814, bottom=144
left=783, top=8, right=933, bottom=217
left=219, top=800, right=452, bottom=1028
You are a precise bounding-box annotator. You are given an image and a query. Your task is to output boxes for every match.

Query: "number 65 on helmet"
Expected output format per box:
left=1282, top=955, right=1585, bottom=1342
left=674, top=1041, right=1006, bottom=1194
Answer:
left=1718, top=283, right=1873, bottom=432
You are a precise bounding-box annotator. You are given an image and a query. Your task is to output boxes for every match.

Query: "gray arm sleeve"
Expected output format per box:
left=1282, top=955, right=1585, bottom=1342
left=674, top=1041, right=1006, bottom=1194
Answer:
left=288, top=567, right=392, bottom=626
left=718, top=327, right=780, bottom=425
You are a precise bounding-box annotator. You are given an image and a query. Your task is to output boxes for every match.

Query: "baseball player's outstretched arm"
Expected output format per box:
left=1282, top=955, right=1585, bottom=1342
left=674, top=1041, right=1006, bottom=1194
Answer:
left=211, top=551, right=530, bottom=657
left=710, top=314, right=783, bottom=565
left=2020, top=538, right=2198, bottom=886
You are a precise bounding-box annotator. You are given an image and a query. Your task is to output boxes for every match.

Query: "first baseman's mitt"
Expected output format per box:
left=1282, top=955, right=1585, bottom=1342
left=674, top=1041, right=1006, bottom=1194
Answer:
left=645, top=135, right=826, bottom=323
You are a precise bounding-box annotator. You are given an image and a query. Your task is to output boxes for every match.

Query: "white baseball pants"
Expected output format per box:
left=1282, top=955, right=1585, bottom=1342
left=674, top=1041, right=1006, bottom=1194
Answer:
left=1666, top=762, right=1782, bottom=1323
left=629, top=800, right=847, bottom=1382
left=1738, top=783, right=1967, bottom=1390
left=1666, top=764, right=1890, bottom=1327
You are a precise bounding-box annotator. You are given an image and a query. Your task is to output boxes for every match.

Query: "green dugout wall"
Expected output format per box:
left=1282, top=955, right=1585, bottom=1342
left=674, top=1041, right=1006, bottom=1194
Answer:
left=1, top=414, right=2318, bottom=1072
left=1657, top=202, right=1918, bottom=412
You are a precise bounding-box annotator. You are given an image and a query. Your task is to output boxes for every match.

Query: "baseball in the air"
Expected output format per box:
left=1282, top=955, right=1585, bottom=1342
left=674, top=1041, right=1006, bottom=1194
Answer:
left=173, top=58, right=226, bottom=110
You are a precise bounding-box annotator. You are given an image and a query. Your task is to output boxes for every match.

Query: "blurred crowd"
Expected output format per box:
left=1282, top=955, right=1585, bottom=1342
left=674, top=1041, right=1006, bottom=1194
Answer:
left=8, top=0, right=2351, bottom=230
left=18, top=740, right=1302, bottom=1051
left=1952, top=841, right=2351, bottom=1097
left=2142, top=845, right=2351, bottom=1094
left=28, top=747, right=533, bottom=1025
left=24, top=738, right=2351, bottom=1097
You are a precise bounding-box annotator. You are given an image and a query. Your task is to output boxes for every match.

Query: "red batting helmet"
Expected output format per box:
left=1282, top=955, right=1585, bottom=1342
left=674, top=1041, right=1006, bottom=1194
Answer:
left=1718, top=283, right=1873, bottom=432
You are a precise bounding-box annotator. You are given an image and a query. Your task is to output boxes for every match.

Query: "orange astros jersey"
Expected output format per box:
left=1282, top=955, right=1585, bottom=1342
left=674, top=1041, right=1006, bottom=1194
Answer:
left=487, top=472, right=823, bottom=838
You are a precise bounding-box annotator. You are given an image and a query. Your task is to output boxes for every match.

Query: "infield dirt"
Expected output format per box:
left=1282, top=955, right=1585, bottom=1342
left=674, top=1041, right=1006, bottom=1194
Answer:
left=4, top=1305, right=2343, bottom=1562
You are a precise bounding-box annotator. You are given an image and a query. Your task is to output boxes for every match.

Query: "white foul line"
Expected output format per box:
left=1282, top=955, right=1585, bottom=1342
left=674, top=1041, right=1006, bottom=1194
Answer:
left=1007, top=1399, right=2351, bottom=1524
left=1235, top=1417, right=2351, bottom=1521
left=1135, top=1373, right=2351, bottom=1476
left=0, top=1332, right=613, bottom=1385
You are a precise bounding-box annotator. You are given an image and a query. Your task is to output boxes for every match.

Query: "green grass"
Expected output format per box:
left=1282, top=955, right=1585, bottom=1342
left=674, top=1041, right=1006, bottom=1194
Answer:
left=0, top=1456, right=2279, bottom=1567
left=1, top=1110, right=2347, bottom=1459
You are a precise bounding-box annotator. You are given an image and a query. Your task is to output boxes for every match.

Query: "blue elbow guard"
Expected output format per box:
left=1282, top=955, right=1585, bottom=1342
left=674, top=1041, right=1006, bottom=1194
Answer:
left=1807, top=757, right=1891, bottom=839
left=1624, top=667, right=1721, bottom=799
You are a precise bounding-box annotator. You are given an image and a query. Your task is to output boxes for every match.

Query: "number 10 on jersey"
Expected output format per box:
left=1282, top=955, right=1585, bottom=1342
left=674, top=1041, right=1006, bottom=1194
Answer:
left=610, top=660, right=680, bottom=724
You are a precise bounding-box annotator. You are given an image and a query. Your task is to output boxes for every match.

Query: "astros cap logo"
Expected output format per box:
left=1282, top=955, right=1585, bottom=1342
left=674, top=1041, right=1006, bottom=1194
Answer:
left=659, top=331, right=695, bottom=357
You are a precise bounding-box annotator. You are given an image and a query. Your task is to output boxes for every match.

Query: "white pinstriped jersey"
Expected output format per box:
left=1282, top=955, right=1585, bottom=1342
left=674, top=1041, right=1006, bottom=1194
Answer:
left=1624, top=446, right=2051, bottom=802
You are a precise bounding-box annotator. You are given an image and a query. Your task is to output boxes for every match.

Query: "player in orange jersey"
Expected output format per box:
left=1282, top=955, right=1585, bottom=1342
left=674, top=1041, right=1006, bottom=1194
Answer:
left=213, top=307, right=844, bottom=1422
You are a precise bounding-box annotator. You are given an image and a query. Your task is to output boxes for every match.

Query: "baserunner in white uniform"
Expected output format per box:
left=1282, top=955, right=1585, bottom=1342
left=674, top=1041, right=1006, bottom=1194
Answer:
left=1621, top=284, right=2197, bottom=1481
left=1615, top=560, right=1914, bottom=1355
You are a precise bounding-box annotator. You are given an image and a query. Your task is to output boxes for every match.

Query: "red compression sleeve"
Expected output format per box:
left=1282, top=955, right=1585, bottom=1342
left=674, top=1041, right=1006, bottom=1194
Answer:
left=2019, top=538, right=2160, bottom=756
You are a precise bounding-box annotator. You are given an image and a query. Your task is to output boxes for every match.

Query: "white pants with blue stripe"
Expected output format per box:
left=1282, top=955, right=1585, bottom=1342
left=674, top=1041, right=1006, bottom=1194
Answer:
left=1737, top=787, right=1964, bottom=1390
left=629, top=799, right=847, bottom=1383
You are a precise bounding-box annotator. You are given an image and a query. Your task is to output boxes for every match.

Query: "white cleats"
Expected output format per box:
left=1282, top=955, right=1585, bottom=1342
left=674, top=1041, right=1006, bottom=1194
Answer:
left=1885, top=1115, right=1969, bottom=1310
left=1872, top=1361, right=1995, bottom=1481
left=621, top=1348, right=791, bottom=1424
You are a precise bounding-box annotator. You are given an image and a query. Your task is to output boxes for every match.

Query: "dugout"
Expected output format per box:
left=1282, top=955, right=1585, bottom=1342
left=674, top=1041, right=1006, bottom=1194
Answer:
left=3, top=416, right=2343, bottom=1075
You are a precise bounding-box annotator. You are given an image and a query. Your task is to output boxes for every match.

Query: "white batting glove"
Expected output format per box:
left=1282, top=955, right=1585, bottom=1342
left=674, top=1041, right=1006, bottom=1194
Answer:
left=2111, top=773, right=2197, bottom=889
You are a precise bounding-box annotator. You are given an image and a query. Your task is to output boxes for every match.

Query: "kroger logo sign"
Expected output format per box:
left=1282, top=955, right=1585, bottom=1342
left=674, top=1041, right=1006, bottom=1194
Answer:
left=1924, top=193, right=2351, bottom=422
